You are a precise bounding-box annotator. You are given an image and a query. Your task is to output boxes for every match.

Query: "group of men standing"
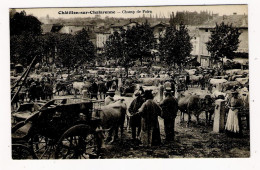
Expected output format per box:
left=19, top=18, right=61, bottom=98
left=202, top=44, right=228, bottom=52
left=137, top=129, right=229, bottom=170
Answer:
left=128, top=84, right=178, bottom=147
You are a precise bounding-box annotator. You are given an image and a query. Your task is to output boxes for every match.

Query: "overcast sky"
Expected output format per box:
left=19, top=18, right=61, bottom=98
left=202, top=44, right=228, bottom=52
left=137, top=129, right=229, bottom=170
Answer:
left=14, top=5, right=247, bottom=19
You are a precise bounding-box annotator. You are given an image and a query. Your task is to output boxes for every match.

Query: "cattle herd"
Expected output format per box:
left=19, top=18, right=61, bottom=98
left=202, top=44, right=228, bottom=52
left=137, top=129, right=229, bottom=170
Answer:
left=11, top=65, right=250, bottom=155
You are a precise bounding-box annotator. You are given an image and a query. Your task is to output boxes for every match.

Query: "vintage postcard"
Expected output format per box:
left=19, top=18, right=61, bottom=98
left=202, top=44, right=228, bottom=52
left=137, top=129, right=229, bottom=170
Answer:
left=9, top=5, right=249, bottom=160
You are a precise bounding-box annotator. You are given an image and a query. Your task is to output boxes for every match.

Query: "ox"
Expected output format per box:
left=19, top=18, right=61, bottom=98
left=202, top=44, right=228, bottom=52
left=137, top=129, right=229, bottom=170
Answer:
left=178, top=93, right=215, bottom=126
left=72, top=81, right=91, bottom=96
left=94, top=99, right=127, bottom=143
left=190, top=74, right=203, bottom=87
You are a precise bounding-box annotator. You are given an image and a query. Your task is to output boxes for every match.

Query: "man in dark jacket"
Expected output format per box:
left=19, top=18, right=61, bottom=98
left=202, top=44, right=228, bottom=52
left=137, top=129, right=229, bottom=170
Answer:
left=128, top=92, right=145, bottom=140
left=160, top=88, right=178, bottom=142
left=90, top=81, right=98, bottom=99
left=138, top=90, right=162, bottom=147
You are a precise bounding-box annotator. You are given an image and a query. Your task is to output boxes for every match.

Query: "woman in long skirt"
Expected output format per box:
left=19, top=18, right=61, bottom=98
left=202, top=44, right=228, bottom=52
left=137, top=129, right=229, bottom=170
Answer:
left=225, top=90, right=243, bottom=137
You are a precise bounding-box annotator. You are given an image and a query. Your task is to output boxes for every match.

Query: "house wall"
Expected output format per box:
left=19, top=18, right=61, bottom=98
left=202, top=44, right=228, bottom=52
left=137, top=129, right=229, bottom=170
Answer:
left=190, top=37, right=200, bottom=56
left=96, top=33, right=110, bottom=48
left=197, top=27, right=248, bottom=67
left=198, top=28, right=211, bottom=57
left=237, top=29, right=248, bottom=53
left=59, top=26, right=84, bottom=34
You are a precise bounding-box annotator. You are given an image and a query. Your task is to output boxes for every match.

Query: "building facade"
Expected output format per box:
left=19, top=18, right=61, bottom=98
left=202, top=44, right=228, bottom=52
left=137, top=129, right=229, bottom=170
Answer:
left=197, top=14, right=248, bottom=67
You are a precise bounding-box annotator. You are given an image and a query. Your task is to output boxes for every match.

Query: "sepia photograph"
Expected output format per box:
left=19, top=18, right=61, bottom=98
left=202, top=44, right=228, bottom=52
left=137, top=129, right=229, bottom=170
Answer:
left=9, top=5, right=250, bottom=160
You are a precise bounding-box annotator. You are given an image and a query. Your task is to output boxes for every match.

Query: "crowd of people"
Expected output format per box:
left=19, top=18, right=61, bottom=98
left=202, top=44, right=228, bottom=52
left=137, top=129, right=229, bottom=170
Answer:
left=104, top=83, right=179, bottom=147
left=12, top=64, right=249, bottom=147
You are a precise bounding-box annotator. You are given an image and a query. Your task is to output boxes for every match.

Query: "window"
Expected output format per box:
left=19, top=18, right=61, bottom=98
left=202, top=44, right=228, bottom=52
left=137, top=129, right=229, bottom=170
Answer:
left=205, top=29, right=208, bottom=32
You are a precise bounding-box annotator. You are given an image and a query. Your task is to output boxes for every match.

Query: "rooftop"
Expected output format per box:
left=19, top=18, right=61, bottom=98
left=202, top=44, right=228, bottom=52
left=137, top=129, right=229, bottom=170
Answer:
left=41, top=24, right=53, bottom=33
left=199, top=14, right=248, bottom=29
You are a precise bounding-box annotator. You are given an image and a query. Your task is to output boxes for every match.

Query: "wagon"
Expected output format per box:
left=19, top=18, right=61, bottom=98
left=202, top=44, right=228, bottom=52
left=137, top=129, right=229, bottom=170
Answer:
left=12, top=98, right=103, bottom=159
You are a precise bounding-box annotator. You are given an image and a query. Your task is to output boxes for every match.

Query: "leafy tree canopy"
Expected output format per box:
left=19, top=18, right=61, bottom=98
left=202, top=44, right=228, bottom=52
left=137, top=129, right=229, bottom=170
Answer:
left=206, top=22, right=241, bottom=61
left=10, top=11, right=42, bottom=36
left=159, top=23, right=192, bottom=66
left=104, top=23, right=155, bottom=76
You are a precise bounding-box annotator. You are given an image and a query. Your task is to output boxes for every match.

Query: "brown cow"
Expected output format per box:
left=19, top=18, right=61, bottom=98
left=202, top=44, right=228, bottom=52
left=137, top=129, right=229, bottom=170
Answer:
left=94, top=100, right=127, bottom=143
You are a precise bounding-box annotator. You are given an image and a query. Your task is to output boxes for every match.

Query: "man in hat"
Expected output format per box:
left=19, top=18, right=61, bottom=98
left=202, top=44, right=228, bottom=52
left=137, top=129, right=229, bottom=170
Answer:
left=128, top=91, right=145, bottom=141
left=164, top=80, right=175, bottom=96
left=160, top=87, right=178, bottom=142
left=90, top=80, right=98, bottom=100
left=105, top=89, right=115, bottom=105
left=137, top=90, right=161, bottom=147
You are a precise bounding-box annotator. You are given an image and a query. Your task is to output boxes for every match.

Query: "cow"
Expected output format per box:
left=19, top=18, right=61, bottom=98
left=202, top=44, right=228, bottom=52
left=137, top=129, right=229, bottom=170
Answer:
left=222, top=81, right=241, bottom=92
left=72, top=81, right=91, bottom=96
left=190, top=74, right=203, bottom=87
left=42, top=83, right=53, bottom=100
left=203, top=95, right=215, bottom=125
left=178, top=93, right=206, bottom=126
left=94, top=99, right=127, bottom=144
left=55, top=82, right=72, bottom=95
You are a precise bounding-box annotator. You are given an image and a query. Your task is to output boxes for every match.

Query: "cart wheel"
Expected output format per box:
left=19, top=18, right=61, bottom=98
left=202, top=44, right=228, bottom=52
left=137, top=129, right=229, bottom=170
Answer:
left=55, top=124, right=99, bottom=159
left=30, top=134, right=57, bottom=159
left=12, top=144, right=34, bottom=159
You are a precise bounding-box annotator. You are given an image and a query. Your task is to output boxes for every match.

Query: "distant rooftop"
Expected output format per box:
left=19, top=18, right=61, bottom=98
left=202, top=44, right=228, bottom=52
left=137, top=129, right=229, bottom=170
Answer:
left=199, top=14, right=248, bottom=29
left=41, top=24, right=53, bottom=34
left=151, top=22, right=169, bottom=28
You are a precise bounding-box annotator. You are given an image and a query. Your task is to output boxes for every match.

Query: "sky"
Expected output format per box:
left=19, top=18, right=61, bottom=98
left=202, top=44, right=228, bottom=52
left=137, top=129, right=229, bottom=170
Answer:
left=13, top=5, right=248, bottom=19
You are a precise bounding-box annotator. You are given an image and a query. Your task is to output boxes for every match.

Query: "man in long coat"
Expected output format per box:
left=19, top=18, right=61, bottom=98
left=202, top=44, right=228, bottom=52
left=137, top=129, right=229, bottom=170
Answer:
left=128, top=92, right=145, bottom=140
left=138, top=90, right=161, bottom=147
left=160, top=88, right=178, bottom=142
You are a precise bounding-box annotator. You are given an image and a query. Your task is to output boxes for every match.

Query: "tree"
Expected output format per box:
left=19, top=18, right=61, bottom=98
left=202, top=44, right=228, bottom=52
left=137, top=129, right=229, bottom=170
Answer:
left=159, top=23, right=192, bottom=67
left=10, top=11, right=43, bottom=66
left=10, top=33, right=44, bottom=65
left=41, top=32, right=59, bottom=64
left=126, top=22, right=155, bottom=65
left=74, top=29, right=95, bottom=65
left=10, top=11, right=42, bottom=36
left=55, top=30, right=95, bottom=73
left=55, top=34, right=77, bottom=73
left=104, top=23, right=155, bottom=77
left=206, top=22, right=241, bottom=66
left=104, top=29, right=134, bottom=77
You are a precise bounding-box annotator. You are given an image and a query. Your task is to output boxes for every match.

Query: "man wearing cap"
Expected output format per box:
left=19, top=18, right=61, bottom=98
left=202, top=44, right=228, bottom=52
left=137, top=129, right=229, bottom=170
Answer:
left=105, top=89, right=115, bottom=105
left=160, top=87, right=178, bottom=142
left=128, top=91, right=145, bottom=140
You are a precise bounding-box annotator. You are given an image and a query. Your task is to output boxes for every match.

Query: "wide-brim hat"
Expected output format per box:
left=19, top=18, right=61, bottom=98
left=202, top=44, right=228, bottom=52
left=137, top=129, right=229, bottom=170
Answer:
left=107, top=89, right=115, bottom=94
left=165, top=87, right=172, bottom=91
left=143, top=90, right=153, bottom=100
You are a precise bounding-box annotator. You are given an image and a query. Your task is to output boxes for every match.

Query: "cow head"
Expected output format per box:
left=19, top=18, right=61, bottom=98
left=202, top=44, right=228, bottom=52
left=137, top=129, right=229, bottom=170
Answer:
left=200, top=95, right=215, bottom=111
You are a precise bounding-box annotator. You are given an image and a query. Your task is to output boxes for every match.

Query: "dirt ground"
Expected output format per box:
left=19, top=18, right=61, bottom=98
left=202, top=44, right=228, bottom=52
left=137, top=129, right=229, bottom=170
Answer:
left=11, top=87, right=250, bottom=159
left=99, top=87, right=250, bottom=158
left=99, top=113, right=250, bottom=158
